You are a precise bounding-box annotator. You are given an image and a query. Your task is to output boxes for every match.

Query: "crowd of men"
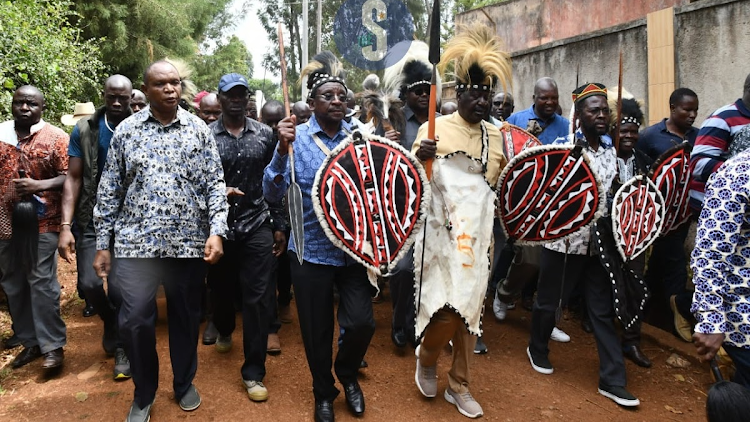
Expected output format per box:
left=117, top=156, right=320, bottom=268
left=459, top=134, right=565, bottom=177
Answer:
left=1, top=27, right=750, bottom=421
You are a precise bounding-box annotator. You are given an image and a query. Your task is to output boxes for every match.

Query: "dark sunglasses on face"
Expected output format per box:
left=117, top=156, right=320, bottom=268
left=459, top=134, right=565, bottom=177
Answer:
left=410, top=86, right=430, bottom=96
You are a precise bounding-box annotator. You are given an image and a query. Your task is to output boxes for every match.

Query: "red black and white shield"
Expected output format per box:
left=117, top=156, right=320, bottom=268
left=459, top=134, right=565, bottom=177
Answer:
left=612, top=175, right=665, bottom=261
left=648, top=142, right=692, bottom=234
left=501, top=123, right=542, bottom=160
left=497, top=144, right=605, bottom=244
left=312, top=130, right=430, bottom=275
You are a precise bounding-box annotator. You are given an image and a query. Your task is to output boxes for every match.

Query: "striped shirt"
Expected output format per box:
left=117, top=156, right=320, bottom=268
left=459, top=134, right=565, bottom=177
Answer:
left=689, top=99, right=750, bottom=211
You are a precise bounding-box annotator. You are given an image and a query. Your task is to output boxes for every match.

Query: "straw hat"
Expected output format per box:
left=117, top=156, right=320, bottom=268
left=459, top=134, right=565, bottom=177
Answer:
left=61, top=102, right=96, bottom=126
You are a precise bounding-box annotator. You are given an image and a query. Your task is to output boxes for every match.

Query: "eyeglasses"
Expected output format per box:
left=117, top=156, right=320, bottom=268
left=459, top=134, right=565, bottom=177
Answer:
left=493, top=101, right=512, bottom=106
left=316, top=93, right=347, bottom=102
left=410, top=86, right=430, bottom=96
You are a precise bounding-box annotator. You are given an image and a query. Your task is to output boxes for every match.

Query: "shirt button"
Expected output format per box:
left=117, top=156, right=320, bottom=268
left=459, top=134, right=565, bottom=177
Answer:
left=237, top=170, right=241, bottom=173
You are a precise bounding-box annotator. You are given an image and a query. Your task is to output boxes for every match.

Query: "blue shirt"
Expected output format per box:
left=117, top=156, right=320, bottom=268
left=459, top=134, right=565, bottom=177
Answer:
left=94, top=107, right=228, bottom=258
left=68, top=114, right=113, bottom=175
left=506, top=105, right=570, bottom=145
left=263, top=115, right=353, bottom=266
left=691, top=149, right=750, bottom=349
left=637, top=118, right=697, bottom=161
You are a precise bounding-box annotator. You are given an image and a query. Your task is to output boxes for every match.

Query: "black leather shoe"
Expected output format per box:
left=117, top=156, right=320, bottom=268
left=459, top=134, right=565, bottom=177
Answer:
left=581, top=317, right=593, bottom=334
left=11, top=345, right=42, bottom=368
left=41, top=348, right=64, bottom=369
left=3, top=334, right=21, bottom=349
left=359, top=359, right=368, bottom=369
left=314, top=400, right=335, bottom=422
left=82, top=302, right=96, bottom=318
left=623, top=345, right=652, bottom=368
left=344, top=382, right=365, bottom=416
left=202, top=320, right=218, bottom=345
left=391, top=327, right=407, bottom=348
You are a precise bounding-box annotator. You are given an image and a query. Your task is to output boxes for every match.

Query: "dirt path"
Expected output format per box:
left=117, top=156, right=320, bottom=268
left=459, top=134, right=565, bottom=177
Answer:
left=0, top=259, right=713, bottom=421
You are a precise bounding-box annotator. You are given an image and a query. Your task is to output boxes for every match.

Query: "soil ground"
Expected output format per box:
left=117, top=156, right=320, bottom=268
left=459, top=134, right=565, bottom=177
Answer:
left=0, top=258, right=714, bottom=421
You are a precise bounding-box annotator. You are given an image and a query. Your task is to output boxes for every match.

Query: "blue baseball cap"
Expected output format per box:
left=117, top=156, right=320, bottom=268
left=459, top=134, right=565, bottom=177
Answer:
left=218, top=73, right=249, bottom=93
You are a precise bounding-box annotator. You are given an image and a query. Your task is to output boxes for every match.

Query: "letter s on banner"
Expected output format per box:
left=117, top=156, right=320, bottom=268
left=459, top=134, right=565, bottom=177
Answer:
left=361, top=0, right=387, bottom=62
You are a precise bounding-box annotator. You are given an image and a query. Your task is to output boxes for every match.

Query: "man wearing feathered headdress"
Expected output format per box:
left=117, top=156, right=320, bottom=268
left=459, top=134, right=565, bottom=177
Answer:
left=380, top=41, right=441, bottom=349
left=411, top=25, right=510, bottom=419
left=263, top=51, right=374, bottom=422
left=528, top=83, right=641, bottom=408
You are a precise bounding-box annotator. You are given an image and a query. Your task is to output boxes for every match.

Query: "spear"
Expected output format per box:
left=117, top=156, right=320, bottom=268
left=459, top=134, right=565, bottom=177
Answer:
left=278, top=23, right=305, bottom=265
left=614, top=49, right=624, bottom=152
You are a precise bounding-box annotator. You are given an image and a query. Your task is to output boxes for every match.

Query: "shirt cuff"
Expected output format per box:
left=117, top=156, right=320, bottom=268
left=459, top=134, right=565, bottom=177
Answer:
left=96, top=234, right=111, bottom=251
left=268, top=148, right=289, bottom=181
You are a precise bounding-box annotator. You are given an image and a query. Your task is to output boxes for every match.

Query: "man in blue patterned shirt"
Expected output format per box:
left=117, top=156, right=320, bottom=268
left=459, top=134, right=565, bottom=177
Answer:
left=93, top=60, right=228, bottom=422
left=263, top=52, right=374, bottom=422
left=691, top=148, right=750, bottom=389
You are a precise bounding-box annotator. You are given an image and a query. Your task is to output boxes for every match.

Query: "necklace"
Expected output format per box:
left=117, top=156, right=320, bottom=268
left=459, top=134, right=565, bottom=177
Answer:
left=104, top=116, right=115, bottom=133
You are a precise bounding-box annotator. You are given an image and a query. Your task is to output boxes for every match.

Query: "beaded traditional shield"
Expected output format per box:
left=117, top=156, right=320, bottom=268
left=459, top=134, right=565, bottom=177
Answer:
left=501, top=123, right=542, bottom=160
left=612, top=175, right=665, bottom=260
left=497, top=144, right=605, bottom=244
left=649, top=142, right=692, bottom=234
left=312, top=130, right=429, bottom=275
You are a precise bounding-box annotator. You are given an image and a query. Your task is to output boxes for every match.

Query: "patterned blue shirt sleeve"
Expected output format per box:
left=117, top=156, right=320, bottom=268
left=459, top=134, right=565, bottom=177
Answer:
left=202, top=125, right=229, bottom=238
left=93, top=124, right=125, bottom=250
left=691, top=153, right=750, bottom=346
left=263, top=147, right=290, bottom=203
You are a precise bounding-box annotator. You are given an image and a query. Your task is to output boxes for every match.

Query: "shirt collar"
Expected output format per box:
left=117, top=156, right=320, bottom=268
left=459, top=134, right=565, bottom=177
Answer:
left=403, top=104, right=416, bottom=121
left=575, top=129, right=613, bottom=148
left=736, top=98, right=750, bottom=117
left=0, top=119, right=45, bottom=146
left=138, top=105, right=190, bottom=126
left=213, top=116, right=257, bottom=137
left=453, top=111, right=481, bottom=128
left=308, top=114, right=351, bottom=139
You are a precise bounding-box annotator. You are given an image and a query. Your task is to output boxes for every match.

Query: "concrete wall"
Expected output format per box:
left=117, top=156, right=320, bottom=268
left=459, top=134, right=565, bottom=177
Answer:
left=457, top=0, right=690, bottom=53
left=674, top=0, right=750, bottom=120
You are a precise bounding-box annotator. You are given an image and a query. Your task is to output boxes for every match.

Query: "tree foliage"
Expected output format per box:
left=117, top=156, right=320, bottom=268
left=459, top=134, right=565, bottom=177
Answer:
left=0, top=0, right=105, bottom=123
left=192, top=36, right=253, bottom=92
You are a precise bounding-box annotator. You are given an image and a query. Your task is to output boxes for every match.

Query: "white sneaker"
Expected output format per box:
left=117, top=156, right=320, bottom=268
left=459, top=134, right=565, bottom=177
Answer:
left=550, top=327, right=570, bottom=343
left=444, top=387, right=483, bottom=418
left=414, top=345, right=437, bottom=398
left=492, top=290, right=508, bottom=321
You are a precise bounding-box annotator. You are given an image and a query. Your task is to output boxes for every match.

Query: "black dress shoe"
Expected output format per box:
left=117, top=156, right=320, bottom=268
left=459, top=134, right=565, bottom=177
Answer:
left=623, top=345, right=652, bottom=368
left=202, top=320, right=218, bottom=345
left=41, top=348, right=64, bottom=369
left=581, top=317, right=593, bottom=334
left=3, top=334, right=21, bottom=349
left=82, top=302, right=96, bottom=318
left=391, top=327, right=407, bottom=348
left=314, top=400, right=335, bottom=422
left=359, top=359, right=368, bottom=369
left=344, top=382, right=365, bottom=416
left=11, top=345, right=42, bottom=368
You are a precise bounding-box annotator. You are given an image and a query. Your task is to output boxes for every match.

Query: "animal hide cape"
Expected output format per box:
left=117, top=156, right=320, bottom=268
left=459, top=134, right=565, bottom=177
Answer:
left=649, top=142, right=692, bottom=234
left=312, top=130, right=430, bottom=276
left=611, top=175, right=665, bottom=261
left=497, top=144, right=605, bottom=244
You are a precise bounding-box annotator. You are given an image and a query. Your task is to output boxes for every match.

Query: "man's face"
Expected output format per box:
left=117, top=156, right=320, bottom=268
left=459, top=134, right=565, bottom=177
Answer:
left=406, top=84, right=430, bottom=113
left=311, top=82, right=347, bottom=125
left=533, top=87, right=559, bottom=120
left=142, top=63, right=181, bottom=115
left=492, top=93, right=514, bottom=120
left=617, top=122, right=639, bottom=156
left=579, top=96, right=610, bottom=136
left=131, top=90, right=147, bottom=112
left=293, top=104, right=312, bottom=123
left=104, top=85, right=132, bottom=121
left=670, top=95, right=699, bottom=131
left=457, top=89, right=491, bottom=124
left=198, top=96, right=222, bottom=124
left=246, top=100, right=258, bottom=120
left=12, top=88, right=44, bottom=128
left=261, top=107, right=285, bottom=135
left=218, top=86, right=249, bottom=120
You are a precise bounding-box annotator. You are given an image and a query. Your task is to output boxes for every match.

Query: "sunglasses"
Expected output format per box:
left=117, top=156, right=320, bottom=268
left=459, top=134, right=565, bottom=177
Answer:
left=410, top=86, right=430, bottom=96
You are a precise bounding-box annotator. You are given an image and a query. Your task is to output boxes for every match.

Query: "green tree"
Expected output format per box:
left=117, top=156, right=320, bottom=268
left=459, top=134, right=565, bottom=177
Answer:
left=0, top=0, right=105, bottom=123
left=192, top=36, right=253, bottom=92
left=248, top=78, right=282, bottom=103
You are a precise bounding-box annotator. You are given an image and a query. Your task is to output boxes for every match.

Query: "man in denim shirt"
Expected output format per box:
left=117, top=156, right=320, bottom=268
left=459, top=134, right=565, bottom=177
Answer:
left=93, top=60, right=228, bottom=422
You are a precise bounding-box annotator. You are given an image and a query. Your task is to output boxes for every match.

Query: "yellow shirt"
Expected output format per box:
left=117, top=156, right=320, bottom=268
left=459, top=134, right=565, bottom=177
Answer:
left=412, top=112, right=507, bottom=187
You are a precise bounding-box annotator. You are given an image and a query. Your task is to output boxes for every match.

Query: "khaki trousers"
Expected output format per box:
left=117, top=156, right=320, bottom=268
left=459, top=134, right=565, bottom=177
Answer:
left=419, top=308, right=476, bottom=394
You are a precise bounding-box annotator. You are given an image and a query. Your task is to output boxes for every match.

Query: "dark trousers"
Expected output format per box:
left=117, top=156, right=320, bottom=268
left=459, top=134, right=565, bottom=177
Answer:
left=290, top=254, right=375, bottom=402
left=209, top=225, right=275, bottom=381
left=646, top=223, right=692, bottom=318
left=75, top=224, right=118, bottom=331
left=269, top=249, right=292, bottom=334
left=725, top=345, right=750, bottom=389
left=530, top=248, right=627, bottom=387
left=113, top=258, right=205, bottom=408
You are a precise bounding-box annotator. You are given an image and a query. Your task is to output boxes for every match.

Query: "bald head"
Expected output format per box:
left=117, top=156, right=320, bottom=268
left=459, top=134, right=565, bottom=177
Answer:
left=142, top=60, right=182, bottom=117
left=292, top=101, right=312, bottom=124
left=198, top=93, right=221, bottom=124
left=12, top=85, right=45, bottom=129
left=131, top=89, right=147, bottom=113
left=492, top=92, right=514, bottom=120
left=105, top=74, right=132, bottom=91
left=440, top=101, right=457, bottom=115
left=261, top=100, right=285, bottom=135
left=532, top=77, right=560, bottom=120
left=104, top=74, right=133, bottom=123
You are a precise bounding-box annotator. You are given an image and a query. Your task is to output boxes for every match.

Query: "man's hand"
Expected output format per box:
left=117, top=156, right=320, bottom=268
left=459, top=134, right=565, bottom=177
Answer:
left=58, top=228, right=76, bottom=263
left=384, top=129, right=401, bottom=142
left=226, top=187, right=245, bottom=197
left=12, top=178, right=42, bottom=196
left=272, top=231, right=287, bottom=257
left=204, top=235, right=224, bottom=264
left=693, top=332, right=725, bottom=362
left=276, top=115, right=297, bottom=155
left=416, top=136, right=439, bottom=161
left=93, top=250, right=111, bottom=279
